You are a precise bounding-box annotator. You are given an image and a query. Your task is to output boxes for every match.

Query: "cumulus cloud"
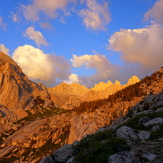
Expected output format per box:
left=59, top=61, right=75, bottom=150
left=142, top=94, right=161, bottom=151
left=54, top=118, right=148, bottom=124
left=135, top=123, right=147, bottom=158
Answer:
left=145, top=0, right=163, bottom=24
left=0, top=44, right=9, bottom=55
left=108, top=24, right=163, bottom=77
left=71, top=53, right=119, bottom=87
left=12, top=45, right=71, bottom=87
left=80, top=0, right=111, bottom=30
left=0, top=16, right=6, bottom=31
left=25, top=27, right=48, bottom=46
left=21, top=0, right=75, bottom=21
left=64, top=73, right=80, bottom=84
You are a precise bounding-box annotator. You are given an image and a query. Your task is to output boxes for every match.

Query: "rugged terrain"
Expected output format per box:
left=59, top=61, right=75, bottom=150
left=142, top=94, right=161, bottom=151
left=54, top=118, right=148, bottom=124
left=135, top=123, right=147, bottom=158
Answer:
left=0, top=52, right=163, bottom=162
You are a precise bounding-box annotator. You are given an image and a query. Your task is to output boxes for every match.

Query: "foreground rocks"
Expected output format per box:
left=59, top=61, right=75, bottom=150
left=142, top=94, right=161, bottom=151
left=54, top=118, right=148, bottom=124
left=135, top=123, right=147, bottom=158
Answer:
left=41, top=93, right=163, bottom=163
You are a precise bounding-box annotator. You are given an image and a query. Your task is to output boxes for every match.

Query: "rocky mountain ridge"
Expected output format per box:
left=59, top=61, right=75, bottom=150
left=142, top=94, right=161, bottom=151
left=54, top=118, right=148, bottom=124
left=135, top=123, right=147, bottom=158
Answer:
left=48, top=75, right=140, bottom=109
left=0, top=52, right=163, bottom=162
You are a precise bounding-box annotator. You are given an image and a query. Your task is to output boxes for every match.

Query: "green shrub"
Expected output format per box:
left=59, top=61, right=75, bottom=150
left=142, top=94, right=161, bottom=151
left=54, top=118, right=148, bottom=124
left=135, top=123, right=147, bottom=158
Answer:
left=74, top=130, right=130, bottom=163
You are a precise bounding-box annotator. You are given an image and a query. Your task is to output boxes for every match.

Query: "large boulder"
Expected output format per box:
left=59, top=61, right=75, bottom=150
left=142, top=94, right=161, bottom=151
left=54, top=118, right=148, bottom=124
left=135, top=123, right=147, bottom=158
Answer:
left=66, top=156, right=76, bottom=163
left=142, top=153, right=157, bottom=161
left=144, top=118, right=163, bottom=126
left=117, top=126, right=138, bottom=141
left=40, top=156, right=54, bottom=163
left=53, top=144, right=74, bottom=162
left=108, top=151, right=139, bottom=163
left=138, top=131, right=150, bottom=141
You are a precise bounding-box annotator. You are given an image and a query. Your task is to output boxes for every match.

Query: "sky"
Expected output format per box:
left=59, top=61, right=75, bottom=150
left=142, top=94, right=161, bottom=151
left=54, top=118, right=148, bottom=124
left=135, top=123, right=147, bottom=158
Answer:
left=0, top=0, right=163, bottom=88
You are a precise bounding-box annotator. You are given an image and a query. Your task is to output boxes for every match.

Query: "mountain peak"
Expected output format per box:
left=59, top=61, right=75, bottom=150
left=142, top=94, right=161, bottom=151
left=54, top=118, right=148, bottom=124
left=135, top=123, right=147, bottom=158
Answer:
left=48, top=82, right=89, bottom=95
left=0, top=52, right=17, bottom=66
left=127, top=75, right=140, bottom=86
left=115, top=80, right=121, bottom=85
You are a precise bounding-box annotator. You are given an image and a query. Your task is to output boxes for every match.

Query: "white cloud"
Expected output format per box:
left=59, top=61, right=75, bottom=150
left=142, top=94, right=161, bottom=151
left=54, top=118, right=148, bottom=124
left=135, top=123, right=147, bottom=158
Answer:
left=64, top=73, right=80, bottom=84
left=145, top=0, right=163, bottom=24
left=0, top=16, right=6, bottom=31
left=21, top=0, right=75, bottom=21
left=12, top=45, right=71, bottom=87
left=108, top=24, right=163, bottom=75
left=80, top=0, right=111, bottom=30
left=0, top=44, right=9, bottom=55
left=71, top=53, right=118, bottom=87
left=25, top=27, right=48, bottom=46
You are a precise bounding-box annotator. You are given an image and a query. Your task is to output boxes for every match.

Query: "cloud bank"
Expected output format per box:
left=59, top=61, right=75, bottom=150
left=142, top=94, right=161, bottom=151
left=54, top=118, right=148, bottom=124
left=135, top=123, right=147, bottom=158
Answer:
left=25, top=27, right=48, bottom=46
left=71, top=53, right=119, bottom=87
left=80, top=0, right=111, bottom=30
left=12, top=45, right=71, bottom=87
left=0, top=44, right=9, bottom=55
left=108, top=24, right=163, bottom=77
left=22, top=0, right=75, bottom=21
left=145, top=0, right=163, bottom=24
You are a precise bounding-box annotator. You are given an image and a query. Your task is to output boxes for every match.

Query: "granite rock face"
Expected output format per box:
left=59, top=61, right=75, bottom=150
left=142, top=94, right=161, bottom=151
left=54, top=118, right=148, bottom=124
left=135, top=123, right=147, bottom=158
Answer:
left=0, top=52, right=50, bottom=119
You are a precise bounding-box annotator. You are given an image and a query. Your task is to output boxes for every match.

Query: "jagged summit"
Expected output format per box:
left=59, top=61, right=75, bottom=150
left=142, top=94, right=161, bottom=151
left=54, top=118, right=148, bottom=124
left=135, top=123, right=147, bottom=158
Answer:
left=91, top=81, right=113, bottom=91
left=48, top=82, right=89, bottom=96
left=115, top=80, right=121, bottom=85
left=126, top=75, right=140, bottom=86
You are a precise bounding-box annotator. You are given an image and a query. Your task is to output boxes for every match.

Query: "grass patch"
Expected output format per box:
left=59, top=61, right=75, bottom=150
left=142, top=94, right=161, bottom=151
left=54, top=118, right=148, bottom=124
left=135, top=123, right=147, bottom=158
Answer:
left=73, top=129, right=130, bottom=163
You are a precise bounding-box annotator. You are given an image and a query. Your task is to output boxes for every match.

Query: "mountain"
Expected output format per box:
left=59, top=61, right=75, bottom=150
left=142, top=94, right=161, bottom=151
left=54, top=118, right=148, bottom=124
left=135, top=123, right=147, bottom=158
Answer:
left=126, top=75, right=140, bottom=86
left=0, top=52, right=51, bottom=118
left=48, top=76, right=140, bottom=109
left=48, top=82, right=89, bottom=96
left=91, top=80, right=113, bottom=91
left=0, top=52, right=163, bottom=162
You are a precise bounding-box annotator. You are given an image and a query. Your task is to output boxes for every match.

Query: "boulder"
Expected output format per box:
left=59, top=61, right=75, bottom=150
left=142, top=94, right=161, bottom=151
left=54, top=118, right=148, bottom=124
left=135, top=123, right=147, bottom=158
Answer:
left=150, top=125, right=160, bottom=131
left=138, top=116, right=150, bottom=125
left=142, top=153, right=157, bottom=161
left=117, top=126, right=138, bottom=141
left=40, top=156, right=55, bottom=163
left=53, top=144, right=74, bottom=162
left=155, top=107, right=163, bottom=113
left=108, top=151, right=139, bottom=163
left=66, top=156, right=75, bottom=163
left=138, top=131, right=150, bottom=141
left=144, top=118, right=163, bottom=126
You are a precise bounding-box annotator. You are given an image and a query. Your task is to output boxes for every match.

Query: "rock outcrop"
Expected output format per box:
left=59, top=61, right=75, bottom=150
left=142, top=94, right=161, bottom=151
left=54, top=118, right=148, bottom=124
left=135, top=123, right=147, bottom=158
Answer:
left=126, top=75, right=140, bottom=86
left=46, top=90, right=163, bottom=163
left=0, top=52, right=51, bottom=119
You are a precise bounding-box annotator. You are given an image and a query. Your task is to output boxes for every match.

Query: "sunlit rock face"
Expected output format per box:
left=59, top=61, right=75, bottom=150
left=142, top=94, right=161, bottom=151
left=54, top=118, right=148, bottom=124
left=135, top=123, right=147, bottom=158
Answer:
left=0, top=52, right=50, bottom=118
left=48, top=76, right=140, bottom=109
left=126, top=75, right=140, bottom=86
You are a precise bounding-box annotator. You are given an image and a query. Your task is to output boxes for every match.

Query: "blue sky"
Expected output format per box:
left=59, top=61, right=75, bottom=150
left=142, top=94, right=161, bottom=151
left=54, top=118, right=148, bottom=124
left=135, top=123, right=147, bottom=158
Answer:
left=0, top=0, right=163, bottom=87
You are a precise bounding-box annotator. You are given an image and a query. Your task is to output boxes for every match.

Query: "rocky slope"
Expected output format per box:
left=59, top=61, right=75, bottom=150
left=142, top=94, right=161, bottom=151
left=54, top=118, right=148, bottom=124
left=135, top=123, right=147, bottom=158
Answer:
left=0, top=52, right=163, bottom=163
left=46, top=90, right=163, bottom=163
